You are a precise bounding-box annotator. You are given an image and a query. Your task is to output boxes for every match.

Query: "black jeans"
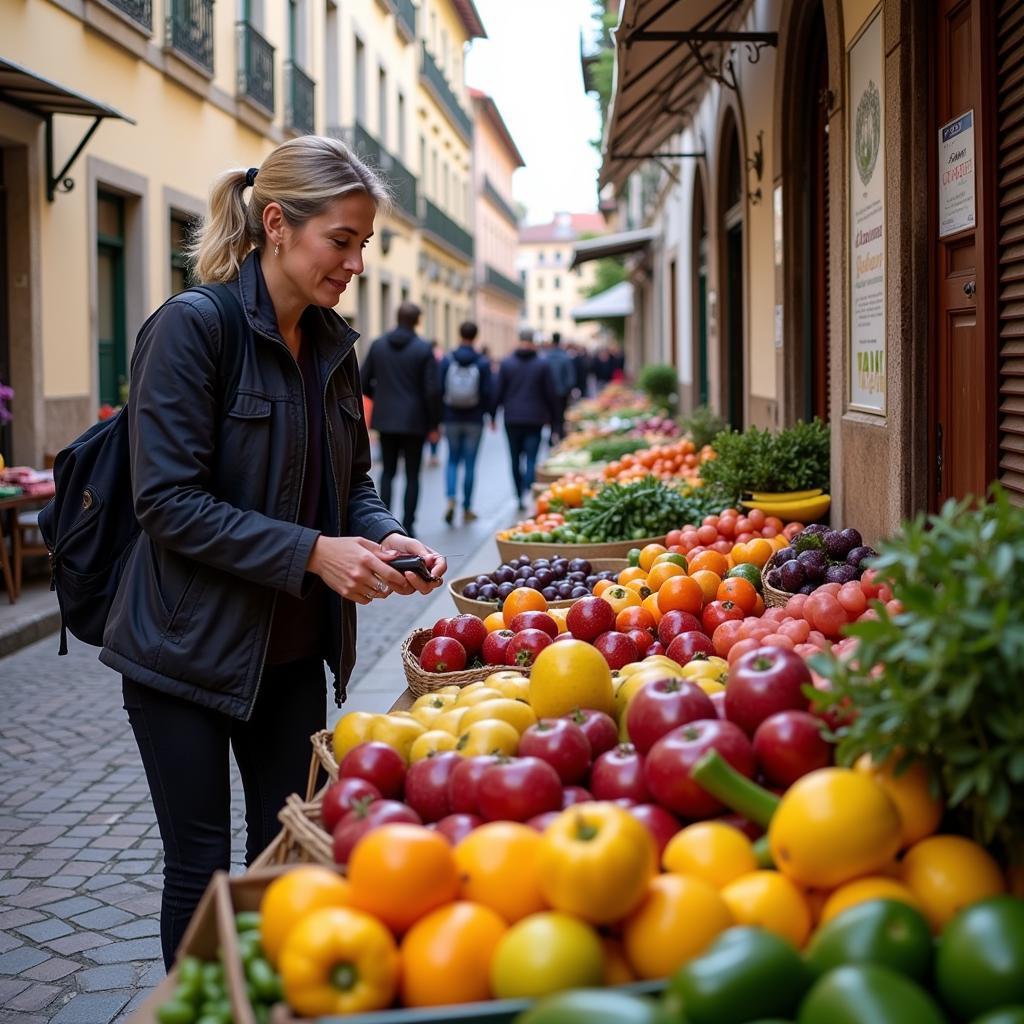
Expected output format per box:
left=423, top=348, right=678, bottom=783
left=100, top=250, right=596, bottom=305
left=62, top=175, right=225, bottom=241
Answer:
left=378, top=431, right=425, bottom=533
left=123, top=656, right=326, bottom=968
left=505, top=424, right=543, bottom=500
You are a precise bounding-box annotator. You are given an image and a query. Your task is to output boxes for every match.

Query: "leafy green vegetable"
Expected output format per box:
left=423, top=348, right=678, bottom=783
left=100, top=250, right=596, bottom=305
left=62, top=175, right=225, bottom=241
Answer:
left=637, top=364, right=679, bottom=410
left=557, top=477, right=703, bottom=542
left=679, top=404, right=729, bottom=449
left=810, top=486, right=1024, bottom=864
left=700, top=419, right=830, bottom=499
left=584, top=436, right=650, bottom=462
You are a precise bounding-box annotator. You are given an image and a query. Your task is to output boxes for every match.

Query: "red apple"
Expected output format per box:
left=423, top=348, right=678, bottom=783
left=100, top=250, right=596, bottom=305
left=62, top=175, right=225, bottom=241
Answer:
left=482, top=629, right=515, bottom=665
left=566, top=596, right=616, bottom=641
left=432, top=812, right=483, bottom=845
left=752, top=710, right=832, bottom=787
left=443, top=614, right=488, bottom=656
left=626, top=677, right=716, bottom=754
left=627, top=803, right=681, bottom=857
left=626, top=628, right=654, bottom=657
left=561, top=785, right=593, bottom=808
left=658, top=610, right=704, bottom=646
left=332, top=799, right=421, bottom=864
left=518, top=718, right=592, bottom=784
left=725, top=647, right=812, bottom=736
left=589, top=743, right=650, bottom=803
left=477, top=757, right=564, bottom=822
left=717, top=812, right=764, bottom=841
left=420, top=636, right=467, bottom=673
left=666, top=631, right=716, bottom=667
left=321, top=777, right=381, bottom=833
left=565, top=708, right=619, bottom=759
left=526, top=811, right=563, bottom=832
left=644, top=719, right=756, bottom=818
left=593, top=630, right=640, bottom=670
left=509, top=611, right=559, bottom=639
left=403, top=751, right=462, bottom=823
left=432, top=617, right=452, bottom=638
left=552, top=632, right=579, bottom=643
left=339, top=742, right=406, bottom=799
left=647, top=641, right=666, bottom=657
left=447, top=755, right=503, bottom=815
left=709, top=690, right=727, bottom=719
left=505, top=628, right=552, bottom=667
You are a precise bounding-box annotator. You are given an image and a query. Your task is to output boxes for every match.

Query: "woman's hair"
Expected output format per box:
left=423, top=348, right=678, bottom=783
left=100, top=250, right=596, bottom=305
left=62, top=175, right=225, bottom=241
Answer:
left=189, top=135, right=392, bottom=283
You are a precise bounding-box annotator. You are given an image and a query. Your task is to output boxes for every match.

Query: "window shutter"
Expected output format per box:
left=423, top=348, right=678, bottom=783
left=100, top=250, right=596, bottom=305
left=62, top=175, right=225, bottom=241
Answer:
left=996, top=0, right=1024, bottom=503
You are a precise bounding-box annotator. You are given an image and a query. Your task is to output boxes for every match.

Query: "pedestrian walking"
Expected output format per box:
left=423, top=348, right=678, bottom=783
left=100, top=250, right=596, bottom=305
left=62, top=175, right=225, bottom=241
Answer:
left=593, top=346, right=615, bottom=390
left=426, top=340, right=444, bottom=467
left=360, top=304, right=442, bottom=535
left=439, top=321, right=493, bottom=525
left=494, top=329, right=561, bottom=509
left=97, top=136, right=445, bottom=968
left=541, top=331, right=575, bottom=445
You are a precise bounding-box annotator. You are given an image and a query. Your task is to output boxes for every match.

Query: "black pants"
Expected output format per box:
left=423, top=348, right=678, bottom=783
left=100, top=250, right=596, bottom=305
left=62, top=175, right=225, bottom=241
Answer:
left=505, top=424, right=543, bottom=501
left=378, top=431, right=425, bottom=534
left=123, top=656, right=326, bottom=968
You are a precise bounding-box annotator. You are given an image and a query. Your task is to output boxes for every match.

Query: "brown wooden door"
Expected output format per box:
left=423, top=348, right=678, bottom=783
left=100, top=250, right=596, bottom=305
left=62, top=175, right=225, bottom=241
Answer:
left=930, top=0, right=997, bottom=506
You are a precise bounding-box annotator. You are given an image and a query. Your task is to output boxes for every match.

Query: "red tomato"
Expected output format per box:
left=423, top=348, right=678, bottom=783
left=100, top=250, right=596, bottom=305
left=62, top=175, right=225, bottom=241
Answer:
left=760, top=633, right=795, bottom=650
left=727, top=637, right=761, bottom=666
left=837, top=582, right=868, bottom=618
left=712, top=540, right=733, bottom=555
left=702, top=515, right=720, bottom=528
left=761, top=607, right=786, bottom=623
left=783, top=523, right=803, bottom=540
left=717, top=517, right=736, bottom=539
left=696, top=525, right=718, bottom=545
left=777, top=618, right=811, bottom=645
left=665, top=530, right=683, bottom=548
left=712, top=619, right=744, bottom=658
left=783, top=594, right=809, bottom=620
left=735, top=532, right=755, bottom=544
left=702, top=600, right=744, bottom=635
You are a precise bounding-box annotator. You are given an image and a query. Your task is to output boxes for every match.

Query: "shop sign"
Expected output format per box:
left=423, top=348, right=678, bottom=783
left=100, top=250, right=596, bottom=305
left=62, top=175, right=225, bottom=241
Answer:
left=938, top=110, right=976, bottom=238
left=847, top=8, right=886, bottom=415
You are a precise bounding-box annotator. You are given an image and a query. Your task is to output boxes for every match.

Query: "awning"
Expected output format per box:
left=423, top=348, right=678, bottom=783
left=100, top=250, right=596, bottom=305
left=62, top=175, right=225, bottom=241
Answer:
left=599, top=0, right=776, bottom=191
left=572, top=281, right=635, bottom=321
left=0, top=58, right=135, bottom=201
left=570, top=227, right=657, bottom=269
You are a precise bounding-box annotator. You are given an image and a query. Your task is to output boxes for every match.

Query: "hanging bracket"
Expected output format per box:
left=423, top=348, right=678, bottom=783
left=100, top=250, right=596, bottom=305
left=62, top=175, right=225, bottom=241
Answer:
left=46, top=113, right=104, bottom=202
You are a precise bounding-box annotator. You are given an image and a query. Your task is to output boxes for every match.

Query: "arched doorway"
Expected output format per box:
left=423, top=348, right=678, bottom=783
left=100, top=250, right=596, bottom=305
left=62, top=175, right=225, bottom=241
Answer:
left=719, top=114, right=745, bottom=430
left=692, top=167, right=709, bottom=407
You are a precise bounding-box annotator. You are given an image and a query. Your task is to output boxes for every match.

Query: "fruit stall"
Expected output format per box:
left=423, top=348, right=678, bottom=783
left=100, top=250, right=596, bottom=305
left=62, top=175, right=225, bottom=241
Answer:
left=136, top=405, right=1024, bottom=1024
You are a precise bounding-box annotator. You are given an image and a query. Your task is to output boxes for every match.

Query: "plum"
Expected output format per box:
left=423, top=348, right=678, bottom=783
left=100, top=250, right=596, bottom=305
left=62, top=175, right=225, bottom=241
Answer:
left=766, top=568, right=784, bottom=590
left=797, top=549, right=829, bottom=583
left=846, top=544, right=878, bottom=568
left=825, top=563, right=859, bottom=585
left=775, top=545, right=797, bottom=564
left=464, top=583, right=480, bottom=600
left=779, top=559, right=806, bottom=592
left=823, top=529, right=858, bottom=560
left=802, top=523, right=830, bottom=536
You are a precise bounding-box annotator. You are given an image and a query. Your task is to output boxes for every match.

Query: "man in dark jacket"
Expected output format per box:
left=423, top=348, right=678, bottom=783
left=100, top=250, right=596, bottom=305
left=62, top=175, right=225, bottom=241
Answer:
left=541, top=331, right=575, bottom=445
left=360, top=302, right=441, bottom=534
left=439, top=321, right=492, bottom=525
left=494, top=329, right=561, bottom=510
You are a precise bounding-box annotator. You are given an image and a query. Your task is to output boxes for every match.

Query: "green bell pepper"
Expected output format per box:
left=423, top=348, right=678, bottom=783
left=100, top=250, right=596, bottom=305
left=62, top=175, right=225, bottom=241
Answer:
left=797, top=964, right=945, bottom=1024
left=514, top=989, right=674, bottom=1024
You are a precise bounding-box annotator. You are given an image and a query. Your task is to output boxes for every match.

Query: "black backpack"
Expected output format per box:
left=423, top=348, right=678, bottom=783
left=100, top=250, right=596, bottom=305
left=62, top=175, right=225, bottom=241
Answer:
left=37, top=285, right=246, bottom=655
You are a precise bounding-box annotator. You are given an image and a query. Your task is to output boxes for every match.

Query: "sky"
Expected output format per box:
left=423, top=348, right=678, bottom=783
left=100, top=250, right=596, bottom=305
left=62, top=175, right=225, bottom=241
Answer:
left=464, top=0, right=603, bottom=226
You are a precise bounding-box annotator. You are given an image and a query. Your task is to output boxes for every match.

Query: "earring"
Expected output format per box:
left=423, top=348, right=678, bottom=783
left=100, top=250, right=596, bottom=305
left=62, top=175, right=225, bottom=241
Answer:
left=274, top=243, right=280, bottom=257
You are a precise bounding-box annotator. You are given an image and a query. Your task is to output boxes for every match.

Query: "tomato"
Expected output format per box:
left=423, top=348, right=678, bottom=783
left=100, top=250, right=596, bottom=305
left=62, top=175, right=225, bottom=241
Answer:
left=702, top=600, right=744, bottom=635
left=853, top=754, right=943, bottom=847
left=460, top=698, right=537, bottom=735
left=819, top=877, right=921, bottom=925
left=260, top=866, right=351, bottom=967
left=371, top=714, right=426, bottom=762
left=602, top=586, right=643, bottom=616
left=455, top=718, right=520, bottom=757
left=529, top=640, right=616, bottom=719
left=662, top=821, right=757, bottom=888
left=333, top=711, right=378, bottom=762
left=537, top=802, right=657, bottom=924
left=454, top=822, right=548, bottom=923
left=454, top=685, right=504, bottom=707
left=399, top=901, right=507, bottom=1007
left=490, top=912, right=604, bottom=999
left=720, top=870, right=812, bottom=947
left=502, top=588, right=548, bottom=626
left=717, top=577, right=758, bottom=613
left=711, top=619, right=744, bottom=657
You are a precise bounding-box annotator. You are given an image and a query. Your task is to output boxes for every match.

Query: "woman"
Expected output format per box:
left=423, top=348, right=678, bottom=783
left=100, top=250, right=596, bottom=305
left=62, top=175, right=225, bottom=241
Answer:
left=99, top=136, right=445, bottom=967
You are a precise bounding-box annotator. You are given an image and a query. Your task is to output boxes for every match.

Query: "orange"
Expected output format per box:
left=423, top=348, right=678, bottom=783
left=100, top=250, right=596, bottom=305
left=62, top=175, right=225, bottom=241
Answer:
left=688, top=550, right=729, bottom=577
left=399, top=902, right=507, bottom=1007
left=717, top=577, right=758, bottom=614
left=593, top=578, right=614, bottom=598
left=662, top=822, right=758, bottom=888
left=853, top=754, right=944, bottom=848
left=646, top=562, right=687, bottom=592
left=642, top=592, right=664, bottom=624
left=624, top=579, right=654, bottom=599
left=720, top=870, right=812, bottom=947
left=819, top=876, right=921, bottom=925
left=616, top=607, right=657, bottom=633
left=744, top=539, right=775, bottom=570
left=730, top=542, right=749, bottom=564
left=483, top=611, right=507, bottom=632
left=638, top=543, right=668, bottom=571
left=454, top=822, right=548, bottom=923
left=261, top=866, right=351, bottom=966
left=347, top=824, right=460, bottom=933
left=617, top=566, right=649, bottom=586
left=656, top=575, right=704, bottom=616
left=502, top=588, right=547, bottom=626
left=689, top=570, right=722, bottom=605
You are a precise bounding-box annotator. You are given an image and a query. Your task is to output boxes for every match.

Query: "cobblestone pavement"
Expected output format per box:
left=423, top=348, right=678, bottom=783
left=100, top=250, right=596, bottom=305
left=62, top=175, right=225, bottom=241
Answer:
left=0, top=425, right=531, bottom=1022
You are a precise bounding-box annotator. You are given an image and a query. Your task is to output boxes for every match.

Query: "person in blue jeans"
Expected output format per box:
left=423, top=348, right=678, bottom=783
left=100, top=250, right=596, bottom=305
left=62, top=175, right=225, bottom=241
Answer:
left=494, top=330, right=561, bottom=510
left=439, top=322, right=493, bottom=525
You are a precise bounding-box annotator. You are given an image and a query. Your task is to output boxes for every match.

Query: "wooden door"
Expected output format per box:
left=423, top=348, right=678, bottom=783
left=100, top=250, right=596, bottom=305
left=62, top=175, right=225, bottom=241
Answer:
left=930, top=0, right=996, bottom=505
left=96, top=192, right=127, bottom=408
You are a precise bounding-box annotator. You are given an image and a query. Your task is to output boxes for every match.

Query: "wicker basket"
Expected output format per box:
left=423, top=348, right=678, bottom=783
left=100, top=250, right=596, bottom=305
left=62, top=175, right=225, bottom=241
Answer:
left=401, top=627, right=525, bottom=697
left=304, top=729, right=339, bottom=800
left=448, top=558, right=629, bottom=616
left=761, top=552, right=794, bottom=609
left=250, top=793, right=333, bottom=868
left=496, top=535, right=665, bottom=564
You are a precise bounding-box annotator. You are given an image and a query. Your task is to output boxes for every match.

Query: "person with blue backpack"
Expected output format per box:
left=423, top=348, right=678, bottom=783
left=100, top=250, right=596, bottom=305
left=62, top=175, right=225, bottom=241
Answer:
left=439, top=321, right=493, bottom=525
left=41, top=136, right=445, bottom=969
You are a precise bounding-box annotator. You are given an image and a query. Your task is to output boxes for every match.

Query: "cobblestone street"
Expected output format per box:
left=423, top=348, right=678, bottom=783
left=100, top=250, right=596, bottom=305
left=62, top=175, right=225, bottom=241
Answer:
left=0, top=426, right=528, bottom=1022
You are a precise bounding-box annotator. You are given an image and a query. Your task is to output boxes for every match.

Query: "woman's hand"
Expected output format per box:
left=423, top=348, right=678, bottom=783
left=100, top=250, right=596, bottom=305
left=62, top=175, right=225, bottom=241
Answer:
left=380, top=534, right=447, bottom=595
left=306, top=536, right=415, bottom=605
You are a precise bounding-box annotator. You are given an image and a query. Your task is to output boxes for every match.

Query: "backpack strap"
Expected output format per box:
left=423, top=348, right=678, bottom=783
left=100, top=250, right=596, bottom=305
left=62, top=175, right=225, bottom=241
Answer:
left=189, top=284, right=247, bottom=409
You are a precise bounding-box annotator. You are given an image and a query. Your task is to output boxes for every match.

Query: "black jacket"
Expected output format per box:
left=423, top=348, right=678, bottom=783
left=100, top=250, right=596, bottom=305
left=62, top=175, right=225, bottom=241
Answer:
left=99, top=252, right=404, bottom=718
left=360, top=327, right=441, bottom=435
left=439, top=345, right=493, bottom=424
left=494, top=348, right=562, bottom=428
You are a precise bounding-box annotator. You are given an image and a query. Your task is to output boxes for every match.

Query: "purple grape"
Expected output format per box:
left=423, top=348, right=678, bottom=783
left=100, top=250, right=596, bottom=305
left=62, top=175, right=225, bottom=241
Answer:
left=515, top=566, right=532, bottom=580
left=775, top=546, right=797, bottom=564
left=839, top=528, right=862, bottom=551
left=570, top=585, right=590, bottom=598
left=494, top=566, right=515, bottom=585
left=585, top=575, right=598, bottom=587
left=779, top=559, right=806, bottom=592
left=475, top=574, right=491, bottom=587
left=535, top=568, right=555, bottom=587
left=825, top=563, right=859, bottom=585
left=480, top=583, right=500, bottom=601
left=802, top=523, right=830, bottom=536
left=847, top=545, right=878, bottom=568
left=541, top=586, right=558, bottom=601
left=556, top=582, right=574, bottom=599
left=797, top=549, right=829, bottom=583
left=533, top=559, right=550, bottom=569
left=463, top=583, right=480, bottom=600
left=798, top=582, right=818, bottom=595
left=517, top=555, right=532, bottom=566
left=822, top=530, right=856, bottom=560
left=567, top=571, right=587, bottom=584
left=568, top=559, right=592, bottom=575
left=525, top=576, right=540, bottom=590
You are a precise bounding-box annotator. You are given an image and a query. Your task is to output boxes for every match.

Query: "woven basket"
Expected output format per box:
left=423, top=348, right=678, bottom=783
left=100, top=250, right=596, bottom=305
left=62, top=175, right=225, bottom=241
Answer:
left=761, top=552, right=794, bottom=609
left=304, top=729, right=339, bottom=800
left=251, top=793, right=333, bottom=868
left=401, top=627, right=526, bottom=697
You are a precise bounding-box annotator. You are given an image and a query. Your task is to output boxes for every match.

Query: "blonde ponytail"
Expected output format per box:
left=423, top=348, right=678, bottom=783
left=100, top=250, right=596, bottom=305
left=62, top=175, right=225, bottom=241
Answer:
left=189, top=136, right=392, bottom=284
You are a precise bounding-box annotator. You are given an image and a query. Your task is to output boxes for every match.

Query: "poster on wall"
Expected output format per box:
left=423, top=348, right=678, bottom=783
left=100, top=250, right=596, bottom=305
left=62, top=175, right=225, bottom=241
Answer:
left=938, top=110, right=976, bottom=237
left=847, top=7, right=886, bottom=415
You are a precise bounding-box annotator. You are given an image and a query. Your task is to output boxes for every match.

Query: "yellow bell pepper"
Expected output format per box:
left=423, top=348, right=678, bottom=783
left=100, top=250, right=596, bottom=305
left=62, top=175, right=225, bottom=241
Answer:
left=278, top=906, right=398, bottom=1016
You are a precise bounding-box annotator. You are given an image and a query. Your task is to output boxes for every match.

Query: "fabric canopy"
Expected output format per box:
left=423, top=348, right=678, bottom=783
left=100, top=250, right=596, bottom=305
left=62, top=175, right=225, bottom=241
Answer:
left=570, top=227, right=658, bottom=269
left=572, top=281, right=635, bottom=321
left=0, top=57, right=133, bottom=123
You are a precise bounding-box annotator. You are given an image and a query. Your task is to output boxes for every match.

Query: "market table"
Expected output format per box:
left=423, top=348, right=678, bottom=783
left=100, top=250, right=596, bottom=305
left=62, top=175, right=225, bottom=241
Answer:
left=389, top=689, right=416, bottom=713
left=0, top=491, right=51, bottom=603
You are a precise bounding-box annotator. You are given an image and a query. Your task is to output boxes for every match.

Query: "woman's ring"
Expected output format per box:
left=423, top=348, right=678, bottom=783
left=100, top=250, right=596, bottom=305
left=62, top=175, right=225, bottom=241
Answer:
left=375, top=580, right=388, bottom=594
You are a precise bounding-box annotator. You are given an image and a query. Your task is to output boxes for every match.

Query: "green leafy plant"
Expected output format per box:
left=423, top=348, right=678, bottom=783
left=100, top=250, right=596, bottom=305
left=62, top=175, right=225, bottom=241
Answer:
left=584, top=436, right=649, bottom=463
left=637, top=365, right=679, bottom=410
left=561, top=477, right=699, bottom=542
left=679, top=405, right=728, bottom=450
left=811, top=487, right=1024, bottom=864
left=700, top=419, right=830, bottom=500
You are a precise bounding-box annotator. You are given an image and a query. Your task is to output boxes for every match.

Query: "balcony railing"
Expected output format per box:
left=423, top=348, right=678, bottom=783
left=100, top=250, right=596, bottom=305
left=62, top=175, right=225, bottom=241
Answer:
left=420, top=43, right=473, bottom=141
left=342, top=122, right=419, bottom=221
left=236, top=22, right=275, bottom=113
left=394, top=0, right=416, bottom=40
left=107, top=0, right=152, bottom=30
left=484, top=265, right=525, bottom=303
left=422, top=198, right=474, bottom=262
left=165, top=0, right=214, bottom=73
left=483, top=176, right=519, bottom=227
left=285, top=61, right=315, bottom=135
